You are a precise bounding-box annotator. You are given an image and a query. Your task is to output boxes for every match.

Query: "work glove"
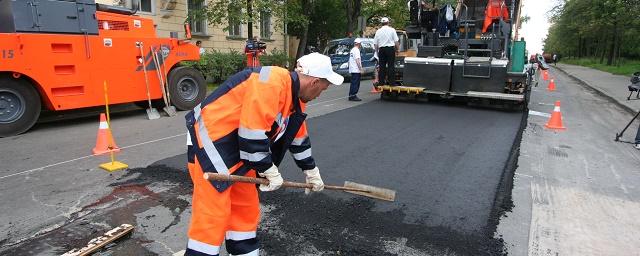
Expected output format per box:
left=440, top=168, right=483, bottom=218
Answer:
left=258, top=164, right=283, bottom=192
left=303, top=167, right=324, bottom=194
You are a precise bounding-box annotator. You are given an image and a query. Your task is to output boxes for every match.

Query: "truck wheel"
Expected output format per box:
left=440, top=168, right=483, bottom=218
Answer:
left=0, top=78, right=41, bottom=137
left=167, top=67, right=206, bottom=111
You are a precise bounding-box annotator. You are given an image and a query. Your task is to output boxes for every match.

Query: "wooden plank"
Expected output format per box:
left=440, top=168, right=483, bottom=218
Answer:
left=62, top=224, right=134, bottom=256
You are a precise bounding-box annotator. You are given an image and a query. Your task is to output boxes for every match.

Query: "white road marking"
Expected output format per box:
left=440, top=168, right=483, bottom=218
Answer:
left=529, top=110, right=551, bottom=118
left=515, top=173, right=534, bottom=178
left=1, top=133, right=186, bottom=180
left=307, top=95, right=350, bottom=107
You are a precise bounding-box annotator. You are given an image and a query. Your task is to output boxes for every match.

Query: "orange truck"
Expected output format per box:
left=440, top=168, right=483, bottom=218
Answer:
left=0, top=1, right=206, bottom=137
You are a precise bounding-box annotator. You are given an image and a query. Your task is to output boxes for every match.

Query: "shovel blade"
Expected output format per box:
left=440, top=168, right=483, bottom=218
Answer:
left=146, top=108, right=161, bottom=120
left=164, top=106, right=177, bottom=117
left=343, top=181, right=396, bottom=202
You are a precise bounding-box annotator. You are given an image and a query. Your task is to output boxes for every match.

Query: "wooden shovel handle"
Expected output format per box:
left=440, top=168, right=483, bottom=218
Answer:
left=202, top=172, right=369, bottom=193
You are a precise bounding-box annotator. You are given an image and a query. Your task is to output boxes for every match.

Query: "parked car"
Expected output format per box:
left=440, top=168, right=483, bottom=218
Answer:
left=323, top=38, right=376, bottom=78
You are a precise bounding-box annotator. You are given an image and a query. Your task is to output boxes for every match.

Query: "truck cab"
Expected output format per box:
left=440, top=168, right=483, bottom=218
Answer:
left=0, top=0, right=206, bottom=136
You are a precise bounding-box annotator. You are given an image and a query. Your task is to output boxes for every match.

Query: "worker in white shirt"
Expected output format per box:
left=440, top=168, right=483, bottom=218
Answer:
left=348, top=38, right=364, bottom=101
left=373, top=17, right=399, bottom=86
left=196, top=40, right=205, bottom=55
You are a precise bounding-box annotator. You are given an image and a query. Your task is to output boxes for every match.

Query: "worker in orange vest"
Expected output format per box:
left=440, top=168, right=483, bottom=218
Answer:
left=184, top=53, right=344, bottom=256
left=482, top=0, right=510, bottom=33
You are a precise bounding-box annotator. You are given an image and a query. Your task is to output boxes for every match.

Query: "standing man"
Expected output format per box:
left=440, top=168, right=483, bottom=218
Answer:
left=184, top=52, right=344, bottom=256
left=635, top=123, right=640, bottom=149
left=348, top=38, right=364, bottom=101
left=374, top=17, right=399, bottom=86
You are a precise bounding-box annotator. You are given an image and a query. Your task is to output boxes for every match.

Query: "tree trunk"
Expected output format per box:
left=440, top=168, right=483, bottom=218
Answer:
left=247, top=0, right=253, bottom=39
left=615, top=39, right=621, bottom=66
left=346, top=1, right=354, bottom=35
left=607, top=21, right=617, bottom=66
left=577, top=37, right=582, bottom=58
left=295, top=0, right=312, bottom=60
left=600, top=31, right=607, bottom=64
left=345, top=0, right=362, bottom=35
left=296, top=25, right=309, bottom=60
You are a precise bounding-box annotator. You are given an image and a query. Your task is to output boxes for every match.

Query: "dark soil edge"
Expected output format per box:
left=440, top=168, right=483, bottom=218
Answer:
left=485, top=102, right=529, bottom=255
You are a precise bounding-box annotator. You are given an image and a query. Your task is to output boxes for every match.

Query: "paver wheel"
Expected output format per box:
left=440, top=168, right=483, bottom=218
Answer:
left=0, top=77, right=41, bottom=137
left=167, top=67, right=206, bottom=110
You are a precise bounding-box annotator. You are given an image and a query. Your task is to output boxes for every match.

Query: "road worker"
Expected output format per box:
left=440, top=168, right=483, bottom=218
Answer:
left=374, top=17, right=399, bottom=86
left=348, top=38, right=364, bottom=101
left=184, top=52, right=344, bottom=256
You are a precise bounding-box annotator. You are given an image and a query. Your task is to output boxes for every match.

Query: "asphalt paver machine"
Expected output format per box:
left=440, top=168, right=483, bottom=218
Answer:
left=380, top=0, right=531, bottom=110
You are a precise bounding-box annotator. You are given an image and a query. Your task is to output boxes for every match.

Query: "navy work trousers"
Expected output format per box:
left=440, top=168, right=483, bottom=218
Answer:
left=378, top=46, right=396, bottom=85
left=349, top=73, right=361, bottom=99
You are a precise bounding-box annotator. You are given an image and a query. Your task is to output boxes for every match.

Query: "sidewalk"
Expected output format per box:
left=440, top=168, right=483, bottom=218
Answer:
left=555, top=63, right=640, bottom=114
left=498, top=65, right=640, bottom=255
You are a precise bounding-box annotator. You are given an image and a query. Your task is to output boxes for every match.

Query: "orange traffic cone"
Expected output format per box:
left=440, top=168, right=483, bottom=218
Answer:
left=92, top=113, right=120, bottom=155
left=543, top=70, right=549, bottom=81
left=370, top=85, right=380, bottom=93
left=545, top=101, right=566, bottom=130
left=548, top=78, right=556, bottom=91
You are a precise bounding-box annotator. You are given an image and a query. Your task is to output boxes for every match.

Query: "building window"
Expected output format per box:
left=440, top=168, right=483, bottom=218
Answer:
left=260, top=11, right=271, bottom=39
left=188, top=0, right=207, bottom=35
left=228, top=6, right=242, bottom=37
left=132, top=0, right=153, bottom=13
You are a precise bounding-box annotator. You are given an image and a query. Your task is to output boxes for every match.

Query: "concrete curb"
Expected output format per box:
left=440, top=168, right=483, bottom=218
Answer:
left=553, top=66, right=636, bottom=115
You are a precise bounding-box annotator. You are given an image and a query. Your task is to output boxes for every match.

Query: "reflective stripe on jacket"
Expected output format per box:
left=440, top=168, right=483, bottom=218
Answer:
left=186, top=66, right=315, bottom=192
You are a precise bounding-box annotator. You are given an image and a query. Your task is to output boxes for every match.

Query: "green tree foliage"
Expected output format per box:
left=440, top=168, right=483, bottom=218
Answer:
left=192, top=1, right=473, bottom=59
left=362, top=0, right=410, bottom=28
left=544, top=0, right=640, bottom=65
left=361, top=0, right=457, bottom=28
left=190, top=0, right=310, bottom=59
left=307, top=0, right=348, bottom=50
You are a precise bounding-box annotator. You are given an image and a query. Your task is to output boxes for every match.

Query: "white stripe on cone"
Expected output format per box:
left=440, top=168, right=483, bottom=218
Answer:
left=99, top=121, right=109, bottom=129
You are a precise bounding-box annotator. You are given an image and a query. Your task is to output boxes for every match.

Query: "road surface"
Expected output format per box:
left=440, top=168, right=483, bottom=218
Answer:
left=0, top=80, right=524, bottom=255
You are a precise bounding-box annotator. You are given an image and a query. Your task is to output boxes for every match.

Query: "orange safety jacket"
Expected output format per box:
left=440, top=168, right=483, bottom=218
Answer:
left=482, top=0, right=510, bottom=33
left=186, top=66, right=315, bottom=192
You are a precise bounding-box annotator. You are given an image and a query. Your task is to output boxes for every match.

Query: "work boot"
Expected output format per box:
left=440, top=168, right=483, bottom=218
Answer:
left=348, top=96, right=362, bottom=102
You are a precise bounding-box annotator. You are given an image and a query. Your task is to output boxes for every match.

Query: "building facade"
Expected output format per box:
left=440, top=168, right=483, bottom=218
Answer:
left=95, top=0, right=287, bottom=54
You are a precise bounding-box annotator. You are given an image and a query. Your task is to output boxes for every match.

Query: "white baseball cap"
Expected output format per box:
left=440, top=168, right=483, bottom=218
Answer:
left=296, top=53, right=344, bottom=85
left=354, top=38, right=362, bottom=44
left=381, top=17, right=389, bottom=23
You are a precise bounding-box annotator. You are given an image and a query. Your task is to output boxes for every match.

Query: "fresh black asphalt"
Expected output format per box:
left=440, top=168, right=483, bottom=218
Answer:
left=265, top=100, right=524, bottom=254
